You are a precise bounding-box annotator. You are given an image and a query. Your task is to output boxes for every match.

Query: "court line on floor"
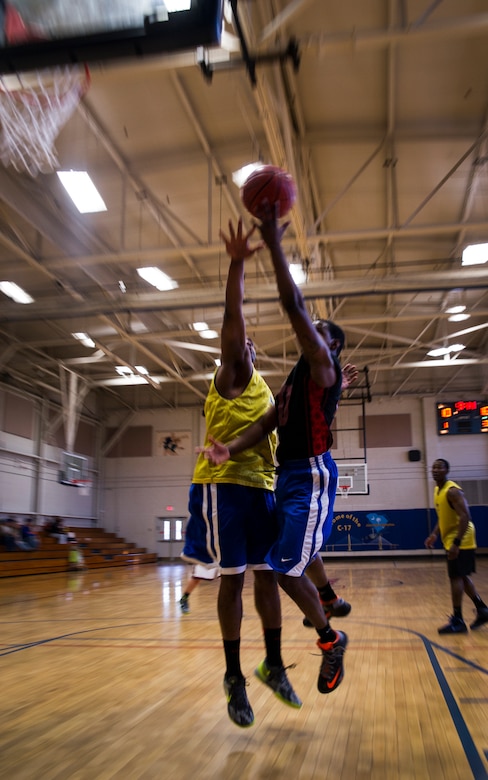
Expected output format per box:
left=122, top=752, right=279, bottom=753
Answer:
left=382, top=624, right=488, bottom=780
left=3, top=617, right=487, bottom=778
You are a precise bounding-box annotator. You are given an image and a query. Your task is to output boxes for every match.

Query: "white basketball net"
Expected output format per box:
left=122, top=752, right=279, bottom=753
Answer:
left=0, top=65, right=90, bottom=176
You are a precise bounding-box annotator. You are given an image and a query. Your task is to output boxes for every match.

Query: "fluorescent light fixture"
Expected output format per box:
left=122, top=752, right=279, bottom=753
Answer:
left=445, top=304, right=466, bottom=314
left=192, top=321, right=209, bottom=331
left=448, top=313, right=470, bottom=322
left=200, top=329, right=219, bottom=339
left=116, top=365, right=149, bottom=376
left=0, top=281, right=34, bottom=304
left=165, top=1, right=191, bottom=10
left=427, top=344, right=466, bottom=357
left=113, top=374, right=159, bottom=386
left=137, top=267, right=178, bottom=291
left=462, top=242, right=488, bottom=266
left=232, top=162, right=263, bottom=188
left=290, top=263, right=307, bottom=285
left=57, top=171, right=107, bottom=214
left=72, top=332, right=96, bottom=348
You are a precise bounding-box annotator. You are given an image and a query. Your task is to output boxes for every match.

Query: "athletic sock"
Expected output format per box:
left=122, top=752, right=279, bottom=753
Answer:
left=473, top=596, right=487, bottom=610
left=453, top=607, right=463, bottom=620
left=263, top=627, right=283, bottom=668
left=223, top=638, right=243, bottom=679
left=318, top=583, right=337, bottom=603
left=317, top=625, right=337, bottom=645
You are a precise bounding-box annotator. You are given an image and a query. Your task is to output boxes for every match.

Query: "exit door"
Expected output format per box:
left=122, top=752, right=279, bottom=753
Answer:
left=156, top=516, right=186, bottom=559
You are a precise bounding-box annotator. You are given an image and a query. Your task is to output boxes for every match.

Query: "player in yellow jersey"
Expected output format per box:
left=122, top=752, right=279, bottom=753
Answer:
left=425, top=458, right=488, bottom=633
left=182, top=219, right=300, bottom=727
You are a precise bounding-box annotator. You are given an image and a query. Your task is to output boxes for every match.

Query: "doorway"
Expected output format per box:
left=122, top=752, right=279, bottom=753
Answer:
left=156, top=516, right=186, bottom=560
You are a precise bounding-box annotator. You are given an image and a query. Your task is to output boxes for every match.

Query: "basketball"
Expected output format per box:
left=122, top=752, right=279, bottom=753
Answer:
left=240, top=165, right=297, bottom=219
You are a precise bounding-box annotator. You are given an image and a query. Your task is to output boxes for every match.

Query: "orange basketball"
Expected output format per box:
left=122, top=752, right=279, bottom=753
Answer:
left=240, top=165, right=297, bottom=219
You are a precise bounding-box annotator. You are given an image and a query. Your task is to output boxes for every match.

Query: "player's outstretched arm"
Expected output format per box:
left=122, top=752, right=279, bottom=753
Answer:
left=201, top=407, right=277, bottom=465
left=257, top=203, right=336, bottom=388
left=216, top=218, right=262, bottom=393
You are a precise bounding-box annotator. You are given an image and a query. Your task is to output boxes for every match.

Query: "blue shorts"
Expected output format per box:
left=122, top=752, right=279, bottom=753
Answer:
left=266, top=451, right=337, bottom=577
left=181, top=483, right=277, bottom=575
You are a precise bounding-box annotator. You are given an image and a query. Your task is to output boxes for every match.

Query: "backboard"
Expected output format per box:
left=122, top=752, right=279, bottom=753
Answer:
left=0, top=1, right=224, bottom=74
left=336, top=462, right=368, bottom=495
left=58, top=451, right=87, bottom=486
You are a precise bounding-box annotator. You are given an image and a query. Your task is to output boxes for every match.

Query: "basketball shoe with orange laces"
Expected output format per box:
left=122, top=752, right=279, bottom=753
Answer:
left=317, top=631, right=348, bottom=693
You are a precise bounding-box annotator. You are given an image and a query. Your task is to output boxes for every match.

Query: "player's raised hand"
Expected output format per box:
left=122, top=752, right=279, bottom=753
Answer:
left=219, top=218, right=263, bottom=260
left=341, top=363, right=359, bottom=390
left=254, top=200, right=290, bottom=247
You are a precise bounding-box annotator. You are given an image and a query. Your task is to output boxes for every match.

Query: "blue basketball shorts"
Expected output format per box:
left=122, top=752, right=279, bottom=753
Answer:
left=181, top=482, right=278, bottom=575
left=265, top=451, right=338, bottom=577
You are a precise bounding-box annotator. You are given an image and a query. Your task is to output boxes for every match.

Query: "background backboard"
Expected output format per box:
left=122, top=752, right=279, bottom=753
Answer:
left=0, top=1, right=224, bottom=74
left=336, top=462, right=368, bottom=495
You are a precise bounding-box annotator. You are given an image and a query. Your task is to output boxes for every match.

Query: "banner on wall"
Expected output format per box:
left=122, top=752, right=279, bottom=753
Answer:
left=155, top=431, right=191, bottom=456
left=326, top=506, right=488, bottom=552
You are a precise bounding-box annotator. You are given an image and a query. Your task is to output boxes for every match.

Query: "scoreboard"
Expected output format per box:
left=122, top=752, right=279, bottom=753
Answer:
left=437, top=400, right=488, bottom=435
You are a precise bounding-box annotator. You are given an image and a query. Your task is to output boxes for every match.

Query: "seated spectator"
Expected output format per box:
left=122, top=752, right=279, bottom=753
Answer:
left=20, top=518, right=40, bottom=550
left=0, top=517, right=31, bottom=551
left=46, top=516, right=69, bottom=544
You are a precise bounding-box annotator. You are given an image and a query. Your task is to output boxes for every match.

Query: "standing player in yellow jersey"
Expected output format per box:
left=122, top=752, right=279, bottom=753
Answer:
left=425, top=458, right=488, bottom=633
left=182, top=218, right=301, bottom=727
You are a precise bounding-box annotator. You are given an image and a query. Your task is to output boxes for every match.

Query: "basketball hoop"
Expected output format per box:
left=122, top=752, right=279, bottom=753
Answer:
left=72, top=479, right=92, bottom=497
left=0, top=64, right=90, bottom=176
left=337, top=476, right=353, bottom=499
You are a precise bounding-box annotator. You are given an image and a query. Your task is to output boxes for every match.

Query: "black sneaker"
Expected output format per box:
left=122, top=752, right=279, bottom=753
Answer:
left=470, top=607, right=488, bottom=630
left=317, top=631, right=348, bottom=694
left=437, top=615, right=468, bottom=634
left=303, top=597, right=352, bottom=628
left=254, top=660, right=302, bottom=708
left=179, top=595, right=190, bottom=614
left=223, top=675, right=254, bottom=727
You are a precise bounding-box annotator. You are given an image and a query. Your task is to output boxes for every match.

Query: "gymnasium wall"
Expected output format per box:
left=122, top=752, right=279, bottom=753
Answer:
left=1, top=383, right=487, bottom=555
left=0, top=386, right=98, bottom=522
left=100, top=394, right=488, bottom=555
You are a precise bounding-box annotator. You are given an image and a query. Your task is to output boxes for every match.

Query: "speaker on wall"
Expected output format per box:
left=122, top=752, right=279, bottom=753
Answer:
left=408, top=449, right=421, bottom=462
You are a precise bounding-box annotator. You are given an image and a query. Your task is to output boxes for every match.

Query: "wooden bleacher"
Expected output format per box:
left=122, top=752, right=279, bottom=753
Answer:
left=0, top=526, right=158, bottom=577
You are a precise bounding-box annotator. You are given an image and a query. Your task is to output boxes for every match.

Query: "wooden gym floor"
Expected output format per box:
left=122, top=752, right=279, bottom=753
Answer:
left=1, top=558, right=487, bottom=780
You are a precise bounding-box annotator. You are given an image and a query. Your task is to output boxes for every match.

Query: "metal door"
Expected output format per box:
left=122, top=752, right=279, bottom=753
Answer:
left=156, top=516, right=186, bottom=559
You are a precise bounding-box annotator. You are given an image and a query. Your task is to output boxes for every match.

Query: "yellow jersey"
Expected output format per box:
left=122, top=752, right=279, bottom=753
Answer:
left=434, top=479, right=476, bottom=550
left=192, top=367, right=276, bottom=490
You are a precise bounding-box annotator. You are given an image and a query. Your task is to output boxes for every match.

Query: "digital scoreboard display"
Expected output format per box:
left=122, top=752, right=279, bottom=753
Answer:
left=437, top=401, right=488, bottom=435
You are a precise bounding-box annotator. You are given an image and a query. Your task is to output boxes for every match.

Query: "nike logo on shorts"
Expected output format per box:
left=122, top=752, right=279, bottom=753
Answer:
left=281, top=557, right=293, bottom=562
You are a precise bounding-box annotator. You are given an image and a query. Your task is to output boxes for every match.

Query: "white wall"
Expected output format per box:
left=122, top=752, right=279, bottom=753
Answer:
left=0, top=432, right=96, bottom=520
left=332, top=395, right=488, bottom=513
left=102, top=407, right=203, bottom=552
left=2, top=388, right=487, bottom=553
left=99, top=395, right=488, bottom=553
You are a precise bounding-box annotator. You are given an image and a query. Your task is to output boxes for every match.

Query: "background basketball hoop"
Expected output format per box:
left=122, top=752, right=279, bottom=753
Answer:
left=0, top=64, right=90, bottom=176
left=337, top=475, right=353, bottom=499
left=0, top=3, right=90, bottom=176
left=72, top=479, right=92, bottom=497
